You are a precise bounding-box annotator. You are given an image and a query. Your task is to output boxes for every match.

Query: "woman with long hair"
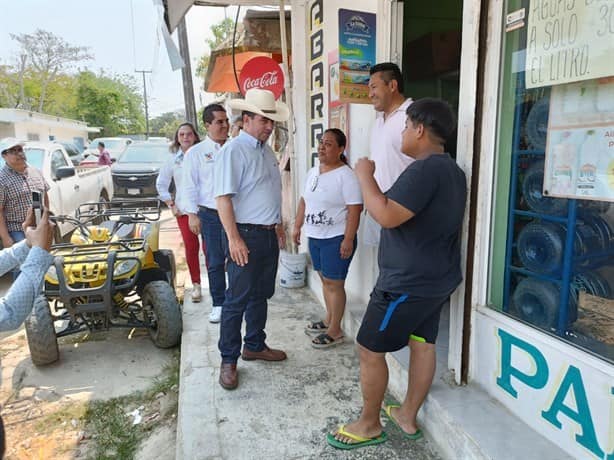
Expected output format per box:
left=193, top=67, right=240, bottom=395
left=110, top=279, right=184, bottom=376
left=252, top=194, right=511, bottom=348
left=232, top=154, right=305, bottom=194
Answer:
left=156, top=122, right=204, bottom=302
left=293, top=128, right=363, bottom=348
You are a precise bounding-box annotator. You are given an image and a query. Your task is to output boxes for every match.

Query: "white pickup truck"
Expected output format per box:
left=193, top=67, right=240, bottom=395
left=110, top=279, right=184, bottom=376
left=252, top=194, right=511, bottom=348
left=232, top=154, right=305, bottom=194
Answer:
left=22, top=141, right=114, bottom=238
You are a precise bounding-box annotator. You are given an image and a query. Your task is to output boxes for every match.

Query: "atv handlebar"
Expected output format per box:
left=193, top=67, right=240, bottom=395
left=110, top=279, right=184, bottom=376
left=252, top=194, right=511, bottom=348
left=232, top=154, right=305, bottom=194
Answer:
left=75, top=199, right=162, bottom=222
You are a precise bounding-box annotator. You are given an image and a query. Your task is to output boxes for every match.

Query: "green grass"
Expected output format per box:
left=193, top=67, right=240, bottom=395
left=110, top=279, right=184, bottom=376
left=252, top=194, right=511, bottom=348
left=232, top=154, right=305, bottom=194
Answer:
left=34, top=402, right=88, bottom=435
left=81, top=350, right=180, bottom=460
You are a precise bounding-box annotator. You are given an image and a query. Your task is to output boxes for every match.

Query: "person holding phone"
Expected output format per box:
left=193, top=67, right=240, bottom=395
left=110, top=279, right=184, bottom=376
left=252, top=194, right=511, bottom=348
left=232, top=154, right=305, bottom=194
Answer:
left=0, top=207, right=55, bottom=331
left=0, top=139, right=49, bottom=252
left=0, top=207, right=55, bottom=458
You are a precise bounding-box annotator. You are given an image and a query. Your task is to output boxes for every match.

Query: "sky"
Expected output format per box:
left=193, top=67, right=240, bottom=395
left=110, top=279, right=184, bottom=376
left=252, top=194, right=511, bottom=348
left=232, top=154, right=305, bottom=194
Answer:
left=0, top=0, right=240, bottom=116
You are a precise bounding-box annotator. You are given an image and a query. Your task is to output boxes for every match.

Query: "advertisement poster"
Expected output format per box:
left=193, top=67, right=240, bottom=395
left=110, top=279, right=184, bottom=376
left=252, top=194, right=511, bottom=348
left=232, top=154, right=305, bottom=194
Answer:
left=525, top=1, right=614, bottom=89
left=338, top=9, right=376, bottom=104
left=328, top=50, right=341, bottom=108
left=328, top=50, right=350, bottom=160
left=543, top=77, right=614, bottom=202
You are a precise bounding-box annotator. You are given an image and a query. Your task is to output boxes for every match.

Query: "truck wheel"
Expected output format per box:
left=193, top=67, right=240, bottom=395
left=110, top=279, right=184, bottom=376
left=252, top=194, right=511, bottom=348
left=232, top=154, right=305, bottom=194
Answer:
left=24, top=296, right=60, bottom=366
left=93, top=191, right=111, bottom=224
left=142, top=281, right=182, bottom=348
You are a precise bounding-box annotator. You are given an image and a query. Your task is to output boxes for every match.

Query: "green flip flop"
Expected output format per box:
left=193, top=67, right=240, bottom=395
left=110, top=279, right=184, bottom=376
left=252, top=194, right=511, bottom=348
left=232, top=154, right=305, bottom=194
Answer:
left=383, top=404, right=423, bottom=440
left=326, top=424, right=388, bottom=450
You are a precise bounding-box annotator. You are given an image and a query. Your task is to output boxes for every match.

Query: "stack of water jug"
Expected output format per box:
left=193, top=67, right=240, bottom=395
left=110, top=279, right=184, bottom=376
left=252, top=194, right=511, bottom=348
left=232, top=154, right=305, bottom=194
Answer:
left=512, top=160, right=613, bottom=330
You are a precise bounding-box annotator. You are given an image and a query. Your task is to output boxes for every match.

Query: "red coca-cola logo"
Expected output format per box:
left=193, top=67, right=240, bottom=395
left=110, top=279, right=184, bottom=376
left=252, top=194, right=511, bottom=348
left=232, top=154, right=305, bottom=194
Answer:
left=239, top=56, right=284, bottom=99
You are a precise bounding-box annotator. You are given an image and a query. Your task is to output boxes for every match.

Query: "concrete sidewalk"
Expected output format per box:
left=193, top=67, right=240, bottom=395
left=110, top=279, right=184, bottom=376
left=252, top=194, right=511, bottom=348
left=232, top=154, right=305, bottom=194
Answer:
left=176, top=285, right=443, bottom=460
left=164, top=212, right=570, bottom=459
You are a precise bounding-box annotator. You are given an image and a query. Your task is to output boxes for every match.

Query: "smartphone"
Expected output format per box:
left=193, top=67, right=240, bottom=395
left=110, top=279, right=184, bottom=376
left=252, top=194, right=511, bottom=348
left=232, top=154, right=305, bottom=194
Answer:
left=32, top=191, right=43, bottom=225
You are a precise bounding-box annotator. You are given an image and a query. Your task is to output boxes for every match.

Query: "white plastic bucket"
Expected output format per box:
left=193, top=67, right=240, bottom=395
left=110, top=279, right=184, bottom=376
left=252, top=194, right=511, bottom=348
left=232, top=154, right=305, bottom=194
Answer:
left=279, top=251, right=307, bottom=288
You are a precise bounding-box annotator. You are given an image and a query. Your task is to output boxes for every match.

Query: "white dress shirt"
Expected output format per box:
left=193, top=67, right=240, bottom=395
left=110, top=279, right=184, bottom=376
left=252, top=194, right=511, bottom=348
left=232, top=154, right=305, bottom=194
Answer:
left=156, top=148, right=188, bottom=213
left=181, top=137, right=225, bottom=213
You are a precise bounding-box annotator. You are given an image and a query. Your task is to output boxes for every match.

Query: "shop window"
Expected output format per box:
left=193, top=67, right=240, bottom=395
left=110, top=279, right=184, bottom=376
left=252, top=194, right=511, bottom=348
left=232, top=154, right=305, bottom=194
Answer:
left=489, top=0, right=614, bottom=363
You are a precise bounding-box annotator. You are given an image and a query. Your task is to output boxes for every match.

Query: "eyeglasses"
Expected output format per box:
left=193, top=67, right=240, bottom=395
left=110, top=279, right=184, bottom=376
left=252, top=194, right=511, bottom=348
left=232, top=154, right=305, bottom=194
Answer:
left=5, top=146, right=23, bottom=155
left=310, top=174, right=319, bottom=192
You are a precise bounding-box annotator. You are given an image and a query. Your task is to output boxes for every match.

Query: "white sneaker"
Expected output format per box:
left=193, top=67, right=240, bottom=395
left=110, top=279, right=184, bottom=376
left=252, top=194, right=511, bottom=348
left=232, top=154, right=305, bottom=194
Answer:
left=191, top=284, right=202, bottom=303
left=209, top=306, right=222, bottom=323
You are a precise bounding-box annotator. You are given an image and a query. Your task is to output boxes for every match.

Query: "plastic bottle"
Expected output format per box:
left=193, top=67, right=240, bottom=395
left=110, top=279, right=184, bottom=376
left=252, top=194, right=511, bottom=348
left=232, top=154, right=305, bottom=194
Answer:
left=578, top=130, right=599, bottom=184
left=550, top=131, right=576, bottom=194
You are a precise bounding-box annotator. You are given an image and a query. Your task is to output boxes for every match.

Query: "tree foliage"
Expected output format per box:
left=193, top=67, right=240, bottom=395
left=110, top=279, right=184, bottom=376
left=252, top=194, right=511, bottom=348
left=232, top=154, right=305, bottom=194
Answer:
left=9, top=29, right=92, bottom=112
left=195, top=18, right=236, bottom=80
left=0, top=29, right=145, bottom=137
left=73, top=71, right=145, bottom=136
left=149, top=111, right=185, bottom=139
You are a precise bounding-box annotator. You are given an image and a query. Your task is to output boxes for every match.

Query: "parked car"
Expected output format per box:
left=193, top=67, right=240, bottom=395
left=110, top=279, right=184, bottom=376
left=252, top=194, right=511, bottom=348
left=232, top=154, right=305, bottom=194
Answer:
left=111, top=141, right=172, bottom=200
left=147, top=136, right=171, bottom=143
left=81, top=137, right=132, bottom=164
left=0, top=140, right=114, bottom=240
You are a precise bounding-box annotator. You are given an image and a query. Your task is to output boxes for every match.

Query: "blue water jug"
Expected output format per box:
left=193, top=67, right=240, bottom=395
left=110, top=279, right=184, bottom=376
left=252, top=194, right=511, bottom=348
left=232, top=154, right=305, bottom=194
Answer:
left=571, top=270, right=612, bottom=300
left=521, top=160, right=568, bottom=216
left=512, top=277, right=577, bottom=329
left=516, top=220, right=603, bottom=274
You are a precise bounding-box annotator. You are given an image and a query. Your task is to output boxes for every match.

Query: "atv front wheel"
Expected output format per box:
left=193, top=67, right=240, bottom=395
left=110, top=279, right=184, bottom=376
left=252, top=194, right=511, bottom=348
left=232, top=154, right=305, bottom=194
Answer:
left=24, top=296, right=60, bottom=366
left=142, top=281, right=182, bottom=348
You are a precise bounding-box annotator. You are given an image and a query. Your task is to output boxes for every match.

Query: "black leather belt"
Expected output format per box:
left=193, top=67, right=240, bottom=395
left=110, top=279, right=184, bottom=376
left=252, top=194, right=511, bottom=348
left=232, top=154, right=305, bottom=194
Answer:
left=237, top=223, right=276, bottom=231
left=198, top=206, right=218, bottom=214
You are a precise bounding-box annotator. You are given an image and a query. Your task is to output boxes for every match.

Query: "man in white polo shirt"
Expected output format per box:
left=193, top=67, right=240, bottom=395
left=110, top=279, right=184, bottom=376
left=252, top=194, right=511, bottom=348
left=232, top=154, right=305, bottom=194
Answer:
left=182, top=103, right=229, bottom=323
left=362, top=62, right=413, bottom=245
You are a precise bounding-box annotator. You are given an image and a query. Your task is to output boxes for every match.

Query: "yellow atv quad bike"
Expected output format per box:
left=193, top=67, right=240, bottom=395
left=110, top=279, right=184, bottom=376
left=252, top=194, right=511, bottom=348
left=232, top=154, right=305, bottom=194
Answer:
left=25, top=199, right=182, bottom=366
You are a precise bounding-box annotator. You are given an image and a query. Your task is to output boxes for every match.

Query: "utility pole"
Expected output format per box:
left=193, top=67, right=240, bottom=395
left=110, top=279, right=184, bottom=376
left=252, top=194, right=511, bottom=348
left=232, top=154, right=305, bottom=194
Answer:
left=177, top=16, right=198, bottom=129
left=135, top=69, right=152, bottom=138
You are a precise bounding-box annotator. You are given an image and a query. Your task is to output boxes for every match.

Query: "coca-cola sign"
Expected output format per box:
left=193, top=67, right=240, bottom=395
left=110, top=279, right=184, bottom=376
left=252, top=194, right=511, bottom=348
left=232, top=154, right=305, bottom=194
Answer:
left=239, top=56, right=285, bottom=99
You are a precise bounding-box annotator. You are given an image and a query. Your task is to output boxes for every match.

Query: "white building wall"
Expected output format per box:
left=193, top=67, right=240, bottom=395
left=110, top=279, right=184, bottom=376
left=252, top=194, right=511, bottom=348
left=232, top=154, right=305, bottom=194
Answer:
left=292, top=0, right=380, bottom=304
left=0, top=109, right=92, bottom=144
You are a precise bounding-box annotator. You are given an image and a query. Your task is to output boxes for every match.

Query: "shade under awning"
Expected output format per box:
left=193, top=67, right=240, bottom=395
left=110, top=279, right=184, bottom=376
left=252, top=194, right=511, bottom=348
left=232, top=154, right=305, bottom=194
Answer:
left=203, top=10, right=291, bottom=94
left=164, top=1, right=282, bottom=33
left=206, top=52, right=283, bottom=93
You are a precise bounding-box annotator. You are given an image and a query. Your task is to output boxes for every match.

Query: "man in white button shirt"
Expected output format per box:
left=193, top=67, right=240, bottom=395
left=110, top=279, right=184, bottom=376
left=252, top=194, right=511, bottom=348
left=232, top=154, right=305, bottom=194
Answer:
left=214, top=89, right=289, bottom=390
left=182, top=104, right=229, bottom=323
left=362, top=62, right=413, bottom=245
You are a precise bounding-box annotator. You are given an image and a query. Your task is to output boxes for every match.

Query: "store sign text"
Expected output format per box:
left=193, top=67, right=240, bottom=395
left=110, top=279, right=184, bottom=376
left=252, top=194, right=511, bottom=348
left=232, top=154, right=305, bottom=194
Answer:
left=308, top=0, right=325, bottom=167
left=526, top=0, right=614, bottom=88
left=496, top=329, right=613, bottom=458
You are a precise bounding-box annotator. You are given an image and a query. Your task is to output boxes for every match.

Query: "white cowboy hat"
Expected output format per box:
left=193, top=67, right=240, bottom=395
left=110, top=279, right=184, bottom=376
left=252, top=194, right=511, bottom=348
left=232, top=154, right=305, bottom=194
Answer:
left=229, top=89, right=289, bottom=122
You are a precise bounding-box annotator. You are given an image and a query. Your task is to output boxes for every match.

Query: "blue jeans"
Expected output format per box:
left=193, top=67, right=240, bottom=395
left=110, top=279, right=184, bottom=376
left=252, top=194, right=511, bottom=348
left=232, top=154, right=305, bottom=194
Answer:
left=219, top=226, right=279, bottom=363
left=9, top=231, right=25, bottom=280
left=198, top=208, right=226, bottom=306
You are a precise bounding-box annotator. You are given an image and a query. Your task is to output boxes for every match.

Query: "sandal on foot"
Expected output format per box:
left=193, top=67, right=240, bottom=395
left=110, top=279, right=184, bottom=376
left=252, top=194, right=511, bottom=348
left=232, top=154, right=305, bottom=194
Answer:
left=305, top=320, right=327, bottom=333
left=382, top=404, right=423, bottom=440
left=326, top=424, right=388, bottom=450
left=311, top=333, right=344, bottom=349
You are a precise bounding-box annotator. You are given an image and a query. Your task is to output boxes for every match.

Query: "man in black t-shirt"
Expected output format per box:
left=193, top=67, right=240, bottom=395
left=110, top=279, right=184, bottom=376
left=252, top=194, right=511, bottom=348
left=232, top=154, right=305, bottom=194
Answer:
left=327, top=98, right=467, bottom=450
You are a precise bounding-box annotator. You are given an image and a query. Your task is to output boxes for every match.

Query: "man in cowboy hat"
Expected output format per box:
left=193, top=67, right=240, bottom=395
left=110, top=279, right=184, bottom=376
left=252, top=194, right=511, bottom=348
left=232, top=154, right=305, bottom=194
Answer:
left=214, top=88, right=289, bottom=390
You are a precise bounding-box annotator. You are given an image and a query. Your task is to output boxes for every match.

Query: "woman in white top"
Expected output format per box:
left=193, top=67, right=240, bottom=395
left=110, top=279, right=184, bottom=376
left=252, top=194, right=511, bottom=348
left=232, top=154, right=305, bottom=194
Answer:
left=156, top=122, right=204, bottom=302
left=293, top=129, right=363, bottom=348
